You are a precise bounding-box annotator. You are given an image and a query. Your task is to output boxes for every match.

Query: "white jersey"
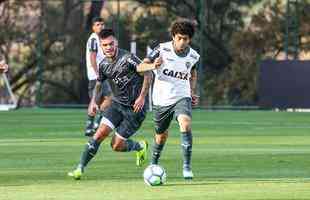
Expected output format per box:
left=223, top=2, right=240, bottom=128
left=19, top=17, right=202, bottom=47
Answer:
left=86, top=33, right=105, bottom=80
left=149, top=41, right=200, bottom=106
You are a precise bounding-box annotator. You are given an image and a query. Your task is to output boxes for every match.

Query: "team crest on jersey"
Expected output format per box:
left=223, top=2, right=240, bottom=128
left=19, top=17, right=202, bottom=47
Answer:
left=185, top=62, right=191, bottom=69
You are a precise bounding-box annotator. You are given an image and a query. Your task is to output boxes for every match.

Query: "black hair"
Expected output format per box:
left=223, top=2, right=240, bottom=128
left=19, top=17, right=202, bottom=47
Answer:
left=98, top=28, right=115, bottom=39
left=91, top=17, right=104, bottom=26
left=170, top=19, right=195, bottom=39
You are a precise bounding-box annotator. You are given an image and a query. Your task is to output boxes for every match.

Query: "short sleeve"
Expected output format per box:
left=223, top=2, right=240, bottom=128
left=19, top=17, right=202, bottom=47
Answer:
left=88, top=38, right=98, bottom=52
left=97, top=63, right=108, bottom=82
left=146, top=45, right=160, bottom=62
left=127, top=54, right=142, bottom=71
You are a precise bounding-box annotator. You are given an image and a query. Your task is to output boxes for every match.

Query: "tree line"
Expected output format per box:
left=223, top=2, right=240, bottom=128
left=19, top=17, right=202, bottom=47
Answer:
left=0, top=0, right=309, bottom=106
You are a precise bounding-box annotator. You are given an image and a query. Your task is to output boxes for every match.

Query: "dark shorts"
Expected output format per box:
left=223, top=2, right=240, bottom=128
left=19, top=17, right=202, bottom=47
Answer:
left=153, top=97, right=192, bottom=134
left=101, top=100, right=147, bottom=139
left=88, top=80, right=112, bottom=102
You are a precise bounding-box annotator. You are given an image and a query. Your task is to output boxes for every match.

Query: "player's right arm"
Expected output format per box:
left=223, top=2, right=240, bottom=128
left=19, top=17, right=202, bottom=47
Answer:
left=89, top=38, right=99, bottom=77
left=91, top=66, right=108, bottom=112
left=90, top=52, right=98, bottom=77
left=93, top=81, right=103, bottom=106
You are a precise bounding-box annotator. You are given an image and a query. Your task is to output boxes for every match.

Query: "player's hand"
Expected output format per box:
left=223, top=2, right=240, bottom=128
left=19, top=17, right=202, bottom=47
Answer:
left=191, top=94, right=200, bottom=106
left=89, top=100, right=98, bottom=115
left=133, top=95, right=145, bottom=113
left=153, top=57, right=162, bottom=69
left=0, top=62, right=8, bottom=73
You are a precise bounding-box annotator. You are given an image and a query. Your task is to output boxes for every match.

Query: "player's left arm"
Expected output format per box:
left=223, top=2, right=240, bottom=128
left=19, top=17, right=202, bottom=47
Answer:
left=133, top=71, right=153, bottom=113
left=190, top=66, right=199, bottom=106
left=128, top=54, right=153, bottom=112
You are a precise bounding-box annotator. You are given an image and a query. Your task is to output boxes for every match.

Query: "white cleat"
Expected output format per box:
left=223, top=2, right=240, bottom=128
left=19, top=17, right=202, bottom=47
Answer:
left=183, top=169, right=194, bottom=180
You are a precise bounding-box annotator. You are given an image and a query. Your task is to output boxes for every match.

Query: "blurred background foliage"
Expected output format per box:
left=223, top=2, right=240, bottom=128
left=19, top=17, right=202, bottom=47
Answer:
left=0, top=0, right=309, bottom=107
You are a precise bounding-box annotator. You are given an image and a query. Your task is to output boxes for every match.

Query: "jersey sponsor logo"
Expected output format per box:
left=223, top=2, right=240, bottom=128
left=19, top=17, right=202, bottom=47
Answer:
left=166, top=57, right=175, bottom=61
left=162, top=68, right=188, bottom=80
left=190, top=54, right=198, bottom=60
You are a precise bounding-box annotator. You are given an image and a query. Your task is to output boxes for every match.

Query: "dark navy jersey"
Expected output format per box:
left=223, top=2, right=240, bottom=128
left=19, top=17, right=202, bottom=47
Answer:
left=98, top=49, right=143, bottom=106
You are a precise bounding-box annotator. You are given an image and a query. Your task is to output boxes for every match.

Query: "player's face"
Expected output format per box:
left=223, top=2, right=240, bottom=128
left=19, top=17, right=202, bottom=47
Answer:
left=100, top=36, right=118, bottom=58
left=92, top=22, right=104, bottom=34
left=172, top=34, right=191, bottom=52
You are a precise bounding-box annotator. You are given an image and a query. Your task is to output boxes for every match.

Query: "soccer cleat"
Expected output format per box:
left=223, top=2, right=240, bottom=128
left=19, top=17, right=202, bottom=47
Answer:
left=183, top=169, right=194, bottom=180
left=136, top=140, right=148, bottom=167
left=68, top=168, right=83, bottom=180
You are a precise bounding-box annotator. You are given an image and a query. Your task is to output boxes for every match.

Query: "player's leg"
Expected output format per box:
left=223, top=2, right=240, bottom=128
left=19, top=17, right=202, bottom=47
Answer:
left=90, top=81, right=112, bottom=135
left=85, top=80, right=97, bottom=136
left=175, top=98, right=193, bottom=179
left=110, top=133, right=146, bottom=152
left=150, top=105, right=174, bottom=165
left=110, top=104, right=148, bottom=166
left=151, top=130, right=168, bottom=165
left=68, top=103, right=121, bottom=180
left=68, top=124, right=112, bottom=180
left=79, top=124, right=112, bottom=170
left=93, top=95, right=112, bottom=128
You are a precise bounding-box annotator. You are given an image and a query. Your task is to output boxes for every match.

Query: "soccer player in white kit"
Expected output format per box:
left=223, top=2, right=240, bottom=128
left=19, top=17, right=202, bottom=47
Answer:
left=85, top=17, right=112, bottom=136
left=138, top=19, right=200, bottom=179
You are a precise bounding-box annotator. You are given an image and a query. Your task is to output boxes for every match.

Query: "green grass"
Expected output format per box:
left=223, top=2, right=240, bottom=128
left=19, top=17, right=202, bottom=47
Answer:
left=1, top=108, right=310, bottom=200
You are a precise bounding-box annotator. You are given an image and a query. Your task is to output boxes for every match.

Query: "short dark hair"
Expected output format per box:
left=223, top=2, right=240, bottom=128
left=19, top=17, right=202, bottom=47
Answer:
left=99, top=28, right=115, bottom=39
left=91, top=17, right=104, bottom=26
left=170, top=19, right=195, bottom=39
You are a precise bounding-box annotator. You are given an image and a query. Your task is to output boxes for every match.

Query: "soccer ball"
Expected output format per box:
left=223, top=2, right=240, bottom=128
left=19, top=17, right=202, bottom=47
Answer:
left=143, top=164, right=166, bottom=186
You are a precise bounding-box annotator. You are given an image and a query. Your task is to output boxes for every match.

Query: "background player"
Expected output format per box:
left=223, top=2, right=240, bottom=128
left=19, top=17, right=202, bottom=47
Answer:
left=85, top=17, right=112, bottom=136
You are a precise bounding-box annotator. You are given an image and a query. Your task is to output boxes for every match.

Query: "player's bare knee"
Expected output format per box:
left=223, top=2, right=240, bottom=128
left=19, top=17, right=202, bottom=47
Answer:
left=177, top=115, right=192, bottom=132
left=155, top=131, right=168, bottom=144
left=111, top=135, right=126, bottom=151
left=94, top=124, right=111, bottom=141
left=110, top=142, right=123, bottom=151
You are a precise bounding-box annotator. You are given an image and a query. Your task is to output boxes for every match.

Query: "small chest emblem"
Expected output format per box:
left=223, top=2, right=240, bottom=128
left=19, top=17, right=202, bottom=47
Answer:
left=185, top=62, right=191, bottom=69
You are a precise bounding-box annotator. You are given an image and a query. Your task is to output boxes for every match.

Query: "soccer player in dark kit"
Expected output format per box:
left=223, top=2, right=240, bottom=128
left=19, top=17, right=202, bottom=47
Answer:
left=68, top=29, right=157, bottom=180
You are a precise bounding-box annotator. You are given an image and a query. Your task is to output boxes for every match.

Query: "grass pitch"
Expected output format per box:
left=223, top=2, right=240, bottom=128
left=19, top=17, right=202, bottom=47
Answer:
left=0, top=109, right=310, bottom=200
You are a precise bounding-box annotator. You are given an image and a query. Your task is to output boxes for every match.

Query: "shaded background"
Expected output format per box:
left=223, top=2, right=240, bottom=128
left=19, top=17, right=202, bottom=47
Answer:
left=0, top=0, right=309, bottom=108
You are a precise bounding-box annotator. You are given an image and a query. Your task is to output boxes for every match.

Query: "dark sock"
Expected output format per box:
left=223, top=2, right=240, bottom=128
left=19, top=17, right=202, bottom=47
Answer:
left=151, top=142, right=165, bottom=165
left=78, top=138, right=101, bottom=171
left=181, top=131, right=192, bottom=170
left=93, top=111, right=103, bottom=130
left=123, top=139, right=142, bottom=152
